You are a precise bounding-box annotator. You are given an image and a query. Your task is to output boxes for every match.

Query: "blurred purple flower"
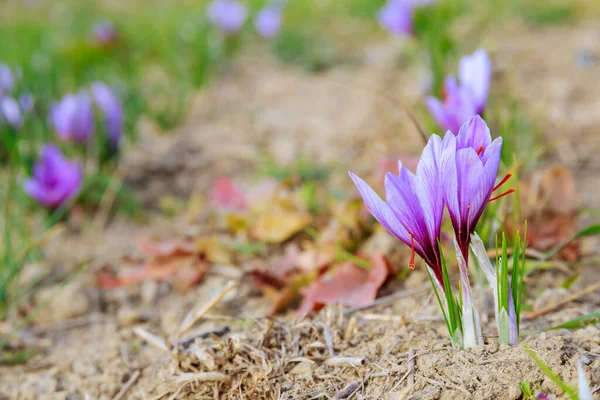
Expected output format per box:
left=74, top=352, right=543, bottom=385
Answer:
left=91, top=20, right=119, bottom=45
left=24, top=144, right=82, bottom=209
left=378, top=0, right=435, bottom=37
left=51, top=92, right=95, bottom=144
left=19, top=93, right=34, bottom=112
left=378, top=0, right=414, bottom=36
left=207, top=0, right=248, bottom=35
left=91, top=82, right=124, bottom=151
left=440, top=116, right=507, bottom=260
left=0, top=97, right=22, bottom=129
left=426, top=49, right=492, bottom=133
left=349, top=134, right=446, bottom=286
left=459, top=49, right=492, bottom=113
left=0, top=64, right=14, bottom=94
left=426, top=77, right=478, bottom=134
left=254, top=7, right=282, bottom=38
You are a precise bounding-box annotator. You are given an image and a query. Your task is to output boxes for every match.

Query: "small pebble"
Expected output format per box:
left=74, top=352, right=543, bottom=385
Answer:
left=575, top=50, right=597, bottom=69
left=117, top=307, right=142, bottom=326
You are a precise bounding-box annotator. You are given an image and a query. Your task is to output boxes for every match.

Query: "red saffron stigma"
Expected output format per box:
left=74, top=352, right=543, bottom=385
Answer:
left=408, top=235, right=416, bottom=269
left=476, top=145, right=484, bottom=156
left=493, top=172, right=512, bottom=192
left=489, top=188, right=516, bottom=202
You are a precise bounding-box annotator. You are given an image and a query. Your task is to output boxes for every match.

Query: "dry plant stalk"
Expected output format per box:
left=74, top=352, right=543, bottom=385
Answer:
left=177, top=280, right=237, bottom=339
left=133, top=327, right=169, bottom=352
left=523, top=281, right=600, bottom=321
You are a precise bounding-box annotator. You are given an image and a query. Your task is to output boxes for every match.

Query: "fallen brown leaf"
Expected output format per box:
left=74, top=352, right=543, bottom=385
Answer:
left=296, top=254, right=391, bottom=319
left=136, top=238, right=196, bottom=258
left=518, top=165, right=581, bottom=261
left=195, top=235, right=232, bottom=264
left=96, top=238, right=209, bottom=290
left=252, top=212, right=312, bottom=243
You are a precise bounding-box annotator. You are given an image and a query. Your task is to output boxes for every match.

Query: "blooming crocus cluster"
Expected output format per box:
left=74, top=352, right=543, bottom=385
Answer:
left=378, top=0, right=435, bottom=37
left=350, top=115, right=513, bottom=348
left=91, top=82, right=124, bottom=151
left=24, top=145, right=82, bottom=209
left=207, top=0, right=248, bottom=35
left=426, top=49, right=492, bottom=133
left=51, top=92, right=95, bottom=144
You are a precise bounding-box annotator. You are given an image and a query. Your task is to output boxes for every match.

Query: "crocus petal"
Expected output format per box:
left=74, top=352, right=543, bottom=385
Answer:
left=456, top=115, right=491, bottom=152
left=415, top=134, right=444, bottom=247
left=466, top=137, right=502, bottom=228
left=254, top=8, right=282, bottom=38
left=91, top=20, right=118, bottom=45
left=207, top=0, right=248, bottom=34
left=456, top=147, right=485, bottom=223
left=378, top=1, right=414, bottom=36
left=24, top=145, right=82, bottom=209
left=19, top=93, right=34, bottom=112
left=384, top=169, right=428, bottom=249
left=459, top=49, right=491, bottom=113
left=425, top=97, right=452, bottom=133
left=427, top=77, right=478, bottom=134
left=440, top=132, right=460, bottom=224
left=0, top=64, right=13, bottom=94
left=51, top=93, right=95, bottom=143
left=23, top=179, right=49, bottom=206
left=1, top=97, right=22, bottom=129
left=349, top=171, right=412, bottom=246
left=480, top=136, right=502, bottom=167
left=91, top=82, right=124, bottom=150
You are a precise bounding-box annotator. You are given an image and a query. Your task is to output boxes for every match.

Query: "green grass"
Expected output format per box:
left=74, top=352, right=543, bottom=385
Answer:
left=522, top=2, right=576, bottom=25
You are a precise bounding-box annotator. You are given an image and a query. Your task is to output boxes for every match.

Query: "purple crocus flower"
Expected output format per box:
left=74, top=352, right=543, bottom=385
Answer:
left=0, top=64, right=13, bottom=94
left=378, top=0, right=436, bottom=37
left=91, top=82, right=124, bottom=151
left=207, top=0, right=248, bottom=35
left=426, top=49, right=492, bottom=133
left=378, top=0, right=414, bottom=36
left=426, top=76, right=478, bottom=135
left=254, top=7, right=282, bottom=38
left=23, top=144, right=83, bottom=209
left=50, top=92, right=95, bottom=144
left=440, top=115, right=510, bottom=260
left=349, top=135, right=446, bottom=285
left=91, top=20, right=119, bottom=46
left=0, top=97, right=22, bottom=129
left=19, top=93, right=34, bottom=112
left=459, top=49, right=492, bottom=113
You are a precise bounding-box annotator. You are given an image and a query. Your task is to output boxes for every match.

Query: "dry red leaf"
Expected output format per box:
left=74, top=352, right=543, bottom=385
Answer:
left=95, top=239, right=208, bottom=290
left=209, top=177, right=247, bottom=212
left=136, top=238, right=196, bottom=258
left=296, top=254, right=391, bottom=319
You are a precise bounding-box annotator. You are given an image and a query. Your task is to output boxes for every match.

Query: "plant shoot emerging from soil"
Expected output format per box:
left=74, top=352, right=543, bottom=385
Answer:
left=350, top=115, right=522, bottom=348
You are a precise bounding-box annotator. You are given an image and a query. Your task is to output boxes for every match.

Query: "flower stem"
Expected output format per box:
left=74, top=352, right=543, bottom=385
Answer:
left=454, top=237, right=483, bottom=348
